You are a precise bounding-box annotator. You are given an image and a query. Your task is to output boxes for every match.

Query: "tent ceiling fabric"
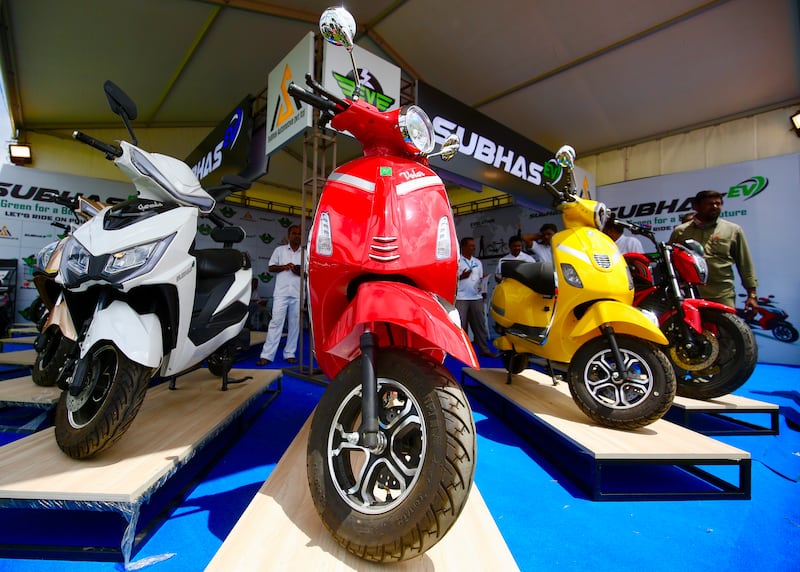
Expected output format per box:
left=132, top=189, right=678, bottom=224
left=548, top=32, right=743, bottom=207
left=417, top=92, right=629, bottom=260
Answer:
left=2, top=0, right=799, bottom=175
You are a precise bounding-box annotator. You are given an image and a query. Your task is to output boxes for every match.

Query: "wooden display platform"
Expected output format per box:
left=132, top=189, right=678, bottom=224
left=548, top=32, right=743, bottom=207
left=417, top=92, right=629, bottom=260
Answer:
left=0, top=335, right=36, bottom=345
left=462, top=367, right=751, bottom=501
left=0, top=375, right=60, bottom=409
left=207, top=416, right=519, bottom=572
left=0, top=368, right=281, bottom=563
left=0, top=348, right=36, bottom=366
left=667, top=394, right=779, bottom=435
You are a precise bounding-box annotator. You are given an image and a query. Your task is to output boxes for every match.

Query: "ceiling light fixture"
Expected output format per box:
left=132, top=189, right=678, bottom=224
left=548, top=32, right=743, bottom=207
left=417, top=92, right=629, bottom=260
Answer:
left=792, top=110, right=800, bottom=137
left=9, top=143, right=32, bottom=165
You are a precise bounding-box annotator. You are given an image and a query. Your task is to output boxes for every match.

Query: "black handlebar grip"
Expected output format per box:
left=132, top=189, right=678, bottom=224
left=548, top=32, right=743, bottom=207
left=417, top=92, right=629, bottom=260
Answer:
left=73, top=130, right=122, bottom=158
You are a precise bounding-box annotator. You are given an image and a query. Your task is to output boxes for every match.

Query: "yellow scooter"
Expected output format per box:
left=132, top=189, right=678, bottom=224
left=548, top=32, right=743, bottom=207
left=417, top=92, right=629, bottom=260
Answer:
left=490, top=145, right=675, bottom=429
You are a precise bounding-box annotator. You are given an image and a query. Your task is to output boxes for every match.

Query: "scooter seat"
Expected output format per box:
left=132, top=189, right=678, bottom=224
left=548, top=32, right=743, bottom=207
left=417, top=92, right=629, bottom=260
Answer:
left=194, top=249, right=250, bottom=278
left=501, top=261, right=555, bottom=296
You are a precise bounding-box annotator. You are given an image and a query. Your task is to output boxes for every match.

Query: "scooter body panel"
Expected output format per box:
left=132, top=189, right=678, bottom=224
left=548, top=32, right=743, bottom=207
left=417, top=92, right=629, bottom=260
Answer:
left=79, top=299, right=163, bottom=368
left=316, top=281, right=478, bottom=377
left=308, top=155, right=462, bottom=379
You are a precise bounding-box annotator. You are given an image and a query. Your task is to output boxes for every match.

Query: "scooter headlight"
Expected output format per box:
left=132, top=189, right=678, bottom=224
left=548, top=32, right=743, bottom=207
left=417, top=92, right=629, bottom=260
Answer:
left=36, top=241, right=59, bottom=272
left=639, top=308, right=660, bottom=328
left=103, top=241, right=159, bottom=276
left=398, top=105, right=435, bottom=155
left=560, top=263, right=583, bottom=288
left=65, top=238, right=90, bottom=276
left=435, top=216, right=452, bottom=260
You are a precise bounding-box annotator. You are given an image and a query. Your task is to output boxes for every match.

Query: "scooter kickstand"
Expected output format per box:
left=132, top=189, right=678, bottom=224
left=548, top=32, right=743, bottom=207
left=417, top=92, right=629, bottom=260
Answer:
left=221, top=371, right=252, bottom=391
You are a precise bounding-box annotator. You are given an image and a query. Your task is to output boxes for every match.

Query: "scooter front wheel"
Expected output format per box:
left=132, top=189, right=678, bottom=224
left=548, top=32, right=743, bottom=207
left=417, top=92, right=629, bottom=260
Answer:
left=772, top=321, right=799, bottom=343
left=54, top=343, right=151, bottom=459
left=32, top=327, right=70, bottom=387
left=307, top=349, right=476, bottom=563
left=672, top=311, right=758, bottom=399
left=568, top=335, right=676, bottom=430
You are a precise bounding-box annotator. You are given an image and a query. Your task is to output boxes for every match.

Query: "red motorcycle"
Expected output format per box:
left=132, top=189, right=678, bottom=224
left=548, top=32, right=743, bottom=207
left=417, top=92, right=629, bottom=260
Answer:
left=737, top=293, right=798, bottom=343
left=615, top=217, right=757, bottom=399
left=286, top=7, right=478, bottom=563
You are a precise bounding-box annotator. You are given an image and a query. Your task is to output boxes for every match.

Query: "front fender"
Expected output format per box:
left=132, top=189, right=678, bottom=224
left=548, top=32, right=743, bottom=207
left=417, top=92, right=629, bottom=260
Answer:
left=661, top=298, right=735, bottom=334
left=80, top=300, right=163, bottom=368
left=572, top=300, right=668, bottom=345
left=319, top=282, right=479, bottom=373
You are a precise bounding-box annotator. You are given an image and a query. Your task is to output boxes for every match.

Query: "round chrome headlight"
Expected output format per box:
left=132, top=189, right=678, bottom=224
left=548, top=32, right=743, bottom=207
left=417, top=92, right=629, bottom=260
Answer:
left=398, top=105, right=435, bottom=155
left=594, top=202, right=608, bottom=230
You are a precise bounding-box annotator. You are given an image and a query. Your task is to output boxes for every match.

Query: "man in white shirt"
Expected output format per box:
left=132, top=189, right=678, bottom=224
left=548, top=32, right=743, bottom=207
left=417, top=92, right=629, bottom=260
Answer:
left=523, top=223, right=557, bottom=262
left=602, top=219, right=645, bottom=254
left=258, top=225, right=302, bottom=366
left=456, top=236, right=497, bottom=358
left=496, top=235, right=535, bottom=282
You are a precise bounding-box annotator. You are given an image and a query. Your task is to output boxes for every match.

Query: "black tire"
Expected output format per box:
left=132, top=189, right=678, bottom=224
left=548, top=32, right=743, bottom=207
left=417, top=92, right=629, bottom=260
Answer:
left=54, top=343, right=151, bottom=459
left=673, top=311, right=758, bottom=399
left=772, top=321, right=799, bottom=343
left=568, top=335, right=676, bottom=430
left=307, top=349, right=476, bottom=563
left=32, top=328, right=70, bottom=387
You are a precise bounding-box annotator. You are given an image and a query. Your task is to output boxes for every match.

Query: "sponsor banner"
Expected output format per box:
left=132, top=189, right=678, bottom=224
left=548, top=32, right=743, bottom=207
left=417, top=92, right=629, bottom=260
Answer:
left=598, top=153, right=800, bottom=365
left=185, top=96, right=254, bottom=186
left=417, top=81, right=556, bottom=209
left=266, top=32, right=315, bottom=156
left=321, top=42, right=401, bottom=113
left=0, top=165, right=300, bottom=323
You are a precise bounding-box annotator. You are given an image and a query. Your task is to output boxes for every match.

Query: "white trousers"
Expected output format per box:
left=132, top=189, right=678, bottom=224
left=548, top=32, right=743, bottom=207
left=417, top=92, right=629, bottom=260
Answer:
left=260, top=295, right=300, bottom=361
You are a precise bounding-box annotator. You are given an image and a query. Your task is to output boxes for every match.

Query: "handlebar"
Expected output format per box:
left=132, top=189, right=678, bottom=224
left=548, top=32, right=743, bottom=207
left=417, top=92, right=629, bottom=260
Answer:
left=73, top=130, right=122, bottom=159
left=286, top=74, right=348, bottom=129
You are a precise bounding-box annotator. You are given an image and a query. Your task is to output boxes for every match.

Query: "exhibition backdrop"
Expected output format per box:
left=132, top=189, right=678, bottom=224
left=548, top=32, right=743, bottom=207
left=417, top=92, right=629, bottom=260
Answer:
left=455, top=153, right=799, bottom=366
left=0, top=164, right=299, bottom=322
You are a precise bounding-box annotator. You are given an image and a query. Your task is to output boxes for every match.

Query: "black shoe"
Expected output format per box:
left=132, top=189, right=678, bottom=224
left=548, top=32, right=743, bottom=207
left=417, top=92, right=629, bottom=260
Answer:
left=256, top=358, right=271, bottom=366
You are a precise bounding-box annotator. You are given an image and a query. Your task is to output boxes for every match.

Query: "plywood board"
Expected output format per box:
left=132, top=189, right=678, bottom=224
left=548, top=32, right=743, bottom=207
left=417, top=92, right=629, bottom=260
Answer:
left=0, top=349, right=36, bottom=366
left=0, top=375, right=60, bottom=407
left=0, top=369, right=279, bottom=503
left=464, top=368, right=749, bottom=461
left=207, top=416, right=519, bottom=572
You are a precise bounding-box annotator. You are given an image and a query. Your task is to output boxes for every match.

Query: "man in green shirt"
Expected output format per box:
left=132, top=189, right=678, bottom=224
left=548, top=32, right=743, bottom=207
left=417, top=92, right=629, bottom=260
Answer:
left=669, top=190, right=759, bottom=312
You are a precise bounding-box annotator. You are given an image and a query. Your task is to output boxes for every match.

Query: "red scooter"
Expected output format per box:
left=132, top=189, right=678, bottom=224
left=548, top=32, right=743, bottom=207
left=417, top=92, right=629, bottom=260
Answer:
left=616, top=217, right=757, bottom=399
left=737, top=293, right=798, bottom=343
left=287, top=7, right=478, bottom=563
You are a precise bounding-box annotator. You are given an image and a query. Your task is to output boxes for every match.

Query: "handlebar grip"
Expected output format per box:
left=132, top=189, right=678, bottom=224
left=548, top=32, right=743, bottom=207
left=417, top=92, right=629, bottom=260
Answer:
left=73, top=130, right=122, bottom=158
left=286, top=82, right=338, bottom=114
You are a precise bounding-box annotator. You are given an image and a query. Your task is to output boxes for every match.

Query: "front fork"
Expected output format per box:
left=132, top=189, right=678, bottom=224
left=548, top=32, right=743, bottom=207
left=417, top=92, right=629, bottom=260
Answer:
left=601, top=325, right=634, bottom=383
left=358, top=330, right=385, bottom=452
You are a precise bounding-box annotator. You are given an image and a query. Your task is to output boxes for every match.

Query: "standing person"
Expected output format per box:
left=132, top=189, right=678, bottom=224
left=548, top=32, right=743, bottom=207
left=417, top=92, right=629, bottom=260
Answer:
left=495, top=235, right=535, bottom=282
left=669, top=190, right=758, bottom=311
left=602, top=219, right=645, bottom=254
left=257, top=225, right=302, bottom=366
left=456, top=236, right=498, bottom=358
left=523, top=223, right=557, bottom=262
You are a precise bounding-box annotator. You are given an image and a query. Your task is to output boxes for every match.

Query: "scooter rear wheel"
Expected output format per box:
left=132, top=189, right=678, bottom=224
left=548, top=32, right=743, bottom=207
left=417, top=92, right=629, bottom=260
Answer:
left=568, top=335, right=676, bottom=429
left=673, top=310, right=758, bottom=399
left=54, top=343, right=151, bottom=459
left=307, top=349, right=476, bottom=563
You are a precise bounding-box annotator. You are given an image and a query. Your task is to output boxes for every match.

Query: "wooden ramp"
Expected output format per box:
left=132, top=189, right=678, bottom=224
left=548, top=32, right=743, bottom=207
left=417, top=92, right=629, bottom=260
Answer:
left=207, top=415, right=518, bottom=572
left=462, top=367, right=751, bottom=501
left=667, top=394, right=779, bottom=435
left=0, top=335, right=36, bottom=345
left=0, top=368, right=281, bottom=563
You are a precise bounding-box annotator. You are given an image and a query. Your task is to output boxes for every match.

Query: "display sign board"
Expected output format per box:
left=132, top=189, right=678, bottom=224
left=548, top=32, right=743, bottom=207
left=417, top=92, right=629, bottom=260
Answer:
left=417, top=82, right=556, bottom=209
left=321, top=42, right=401, bottom=113
left=185, top=95, right=253, bottom=186
left=598, top=153, right=800, bottom=366
left=265, top=32, right=315, bottom=156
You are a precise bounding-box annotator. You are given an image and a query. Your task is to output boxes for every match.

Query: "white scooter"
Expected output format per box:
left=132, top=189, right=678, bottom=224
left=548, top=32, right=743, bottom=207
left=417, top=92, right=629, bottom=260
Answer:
left=47, top=80, right=253, bottom=459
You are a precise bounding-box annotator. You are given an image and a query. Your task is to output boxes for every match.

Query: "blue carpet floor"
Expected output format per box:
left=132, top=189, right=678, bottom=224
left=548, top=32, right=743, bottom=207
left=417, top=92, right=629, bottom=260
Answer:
left=0, top=338, right=798, bottom=571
